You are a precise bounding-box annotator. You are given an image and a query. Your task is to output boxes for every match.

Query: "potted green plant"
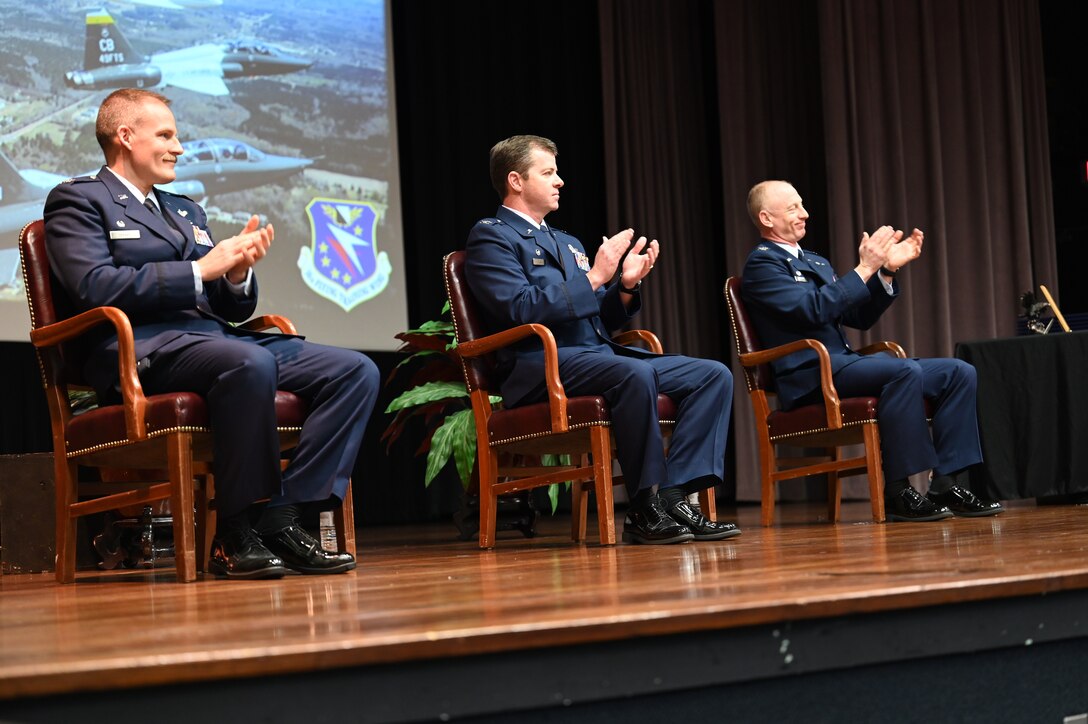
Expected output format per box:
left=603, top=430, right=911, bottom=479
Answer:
left=383, top=304, right=568, bottom=537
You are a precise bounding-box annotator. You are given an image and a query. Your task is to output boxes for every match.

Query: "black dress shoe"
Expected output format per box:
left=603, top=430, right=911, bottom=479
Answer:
left=885, top=487, right=954, bottom=522
left=927, top=485, right=1004, bottom=517
left=622, top=495, right=695, bottom=545
left=666, top=499, right=741, bottom=541
left=261, top=524, right=356, bottom=574
left=209, top=524, right=288, bottom=580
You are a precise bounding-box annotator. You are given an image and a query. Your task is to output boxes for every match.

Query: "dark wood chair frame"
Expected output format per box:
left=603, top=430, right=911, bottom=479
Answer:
left=444, top=251, right=715, bottom=548
left=724, top=275, right=911, bottom=526
left=19, top=219, right=355, bottom=583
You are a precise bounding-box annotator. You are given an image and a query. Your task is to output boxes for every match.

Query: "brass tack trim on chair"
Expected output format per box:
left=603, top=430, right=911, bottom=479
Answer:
left=442, top=253, right=476, bottom=395
left=767, top=418, right=876, bottom=443
left=67, top=424, right=304, bottom=458
left=18, top=221, right=50, bottom=387
left=724, top=280, right=757, bottom=393
left=489, top=420, right=610, bottom=447
left=488, top=417, right=677, bottom=448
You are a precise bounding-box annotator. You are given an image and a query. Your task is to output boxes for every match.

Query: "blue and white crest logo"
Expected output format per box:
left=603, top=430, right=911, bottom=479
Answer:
left=299, top=198, right=391, bottom=311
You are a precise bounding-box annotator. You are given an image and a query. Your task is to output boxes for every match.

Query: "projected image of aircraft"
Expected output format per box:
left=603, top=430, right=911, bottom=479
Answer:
left=0, top=140, right=312, bottom=238
left=64, top=9, right=312, bottom=96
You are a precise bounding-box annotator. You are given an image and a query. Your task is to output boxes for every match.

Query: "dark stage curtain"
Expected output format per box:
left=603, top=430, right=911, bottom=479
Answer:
left=818, top=0, right=1058, bottom=358
left=817, top=0, right=1057, bottom=499
left=598, top=0, right=1056, bottom=500
left=597, top=0, right=727, bottom=363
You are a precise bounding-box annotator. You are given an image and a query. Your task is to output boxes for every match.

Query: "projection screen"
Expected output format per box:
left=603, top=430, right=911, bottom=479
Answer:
left=0, top=0, right=407, bottom=350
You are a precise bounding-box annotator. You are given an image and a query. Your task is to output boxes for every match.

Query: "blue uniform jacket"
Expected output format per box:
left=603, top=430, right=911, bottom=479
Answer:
left=43, top=166, right=258, bottom=395
left=740, top=241, right=897, bottom=409
left=464, top=206, right=654, bottom=407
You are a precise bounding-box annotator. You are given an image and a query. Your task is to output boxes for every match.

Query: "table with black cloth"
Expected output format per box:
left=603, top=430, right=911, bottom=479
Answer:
left=955, top=331, right=1088, bottom=501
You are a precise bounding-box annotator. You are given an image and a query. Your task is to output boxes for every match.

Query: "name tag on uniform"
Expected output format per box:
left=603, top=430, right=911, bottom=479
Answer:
left=193, top=227, right=214, bottom=247
left=109, top=230, right=141, bottom=240
left=532, top=258, right=545, bottom=266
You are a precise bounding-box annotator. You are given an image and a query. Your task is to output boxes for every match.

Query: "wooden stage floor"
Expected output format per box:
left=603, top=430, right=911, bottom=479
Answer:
left=2, top=500, right=1088, bottom=713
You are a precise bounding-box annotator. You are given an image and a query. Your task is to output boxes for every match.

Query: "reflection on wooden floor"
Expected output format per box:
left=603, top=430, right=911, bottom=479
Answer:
left=1, top=501, right=1087, bottom=700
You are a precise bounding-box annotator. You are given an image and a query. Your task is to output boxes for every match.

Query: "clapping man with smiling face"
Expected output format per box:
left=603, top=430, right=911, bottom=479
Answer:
left=740, top=180, right=1003, bottom=521
left=465, top=135, right=740, bottom=544
left=44, top=89, right=380, bottom=578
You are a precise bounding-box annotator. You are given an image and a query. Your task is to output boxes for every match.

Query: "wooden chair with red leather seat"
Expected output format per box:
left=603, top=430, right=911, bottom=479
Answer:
left=443, top=250, right=715, bottom=548
left=724, top=275, right=914, bottom=526
left=18, top=219, right=355, bottom=583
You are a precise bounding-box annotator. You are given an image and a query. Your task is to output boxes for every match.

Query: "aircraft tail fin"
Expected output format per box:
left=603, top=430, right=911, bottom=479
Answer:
left=83, top=9, right=140, bottom=70
left=0, top=148, right=36, bottom=205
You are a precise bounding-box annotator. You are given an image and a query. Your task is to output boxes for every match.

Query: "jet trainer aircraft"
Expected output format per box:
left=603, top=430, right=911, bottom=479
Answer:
left=0, top=140, right=313, bottom=239
left=64, top=9, right=312, bottom=96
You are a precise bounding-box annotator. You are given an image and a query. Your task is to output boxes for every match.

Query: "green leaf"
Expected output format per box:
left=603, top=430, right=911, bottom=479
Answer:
left=447, top=408, right=477, bottom=489
left=405, top=319, right=455, bottom=336
left=425, top=408, right=476, bottom=488
left=385, top=381, right=467, bottom=413
left=538, top=454, right=574, bottom=514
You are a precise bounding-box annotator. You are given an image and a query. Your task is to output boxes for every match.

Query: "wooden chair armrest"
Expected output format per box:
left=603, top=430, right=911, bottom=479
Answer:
left=740, top=338, right=843, bottom=431
left=612, top=329, right=663, bottom=354
left=857, top=341, right=907, bottom=358
left=458, top=323, right=569, bottom=434
left=29, top=306, right=148, bottom=440
left=238, top=314, right=298, bottom=335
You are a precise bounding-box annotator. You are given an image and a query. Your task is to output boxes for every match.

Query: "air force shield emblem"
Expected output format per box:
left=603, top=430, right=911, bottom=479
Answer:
left=299, top=198, right=392, bottom=311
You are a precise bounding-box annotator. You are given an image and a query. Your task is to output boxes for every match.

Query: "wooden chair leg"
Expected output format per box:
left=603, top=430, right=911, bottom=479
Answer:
left=54, top=459, right=79, bottom=584
left=194, top=474, right=215, bottom=573
left=759, top=439, right=776, bottom=527
left=570, top=454, right=589, bottom=543
left=827, top=447, right=842, bottom=523
left=334, top=479, right=357, bottom=558
left=697, top=487, right=717, bottom=521
left=167, top=433, right=197, bottom=583
left=478, top=447, right=499, bottom=549
left=589, top=427, right=616, bottom=545
left=863, top=424, right=886, bottom=522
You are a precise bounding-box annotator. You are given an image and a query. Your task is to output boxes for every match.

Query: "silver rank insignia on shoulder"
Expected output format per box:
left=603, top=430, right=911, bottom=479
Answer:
left=480, top=219, right=493, bottom=225
left=117, top=194, right=128, bottom=201
left=116, top=220, right=126, bottom=227
left=757, top=244, right=769, bottom=251
left=812, top=259, right=825, bottom=266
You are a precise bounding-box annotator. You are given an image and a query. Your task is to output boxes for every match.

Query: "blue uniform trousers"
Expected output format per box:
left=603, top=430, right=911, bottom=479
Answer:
left=140, top=332, right=379, bottom=517
left=828, top=355, right=981, bottom=482
left=520, top=349, right=732, bottom=496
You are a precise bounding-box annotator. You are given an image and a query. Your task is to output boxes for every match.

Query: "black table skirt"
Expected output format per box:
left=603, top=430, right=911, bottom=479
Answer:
left=956, top=331, right=1088, bottom=500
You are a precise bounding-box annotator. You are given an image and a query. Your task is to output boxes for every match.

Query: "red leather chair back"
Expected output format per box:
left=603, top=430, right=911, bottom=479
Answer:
left=19, top=219, right=90, bottom=387
left=443, top=251, right=497, bottom=394
left=724, top=276, right=774, bottom=393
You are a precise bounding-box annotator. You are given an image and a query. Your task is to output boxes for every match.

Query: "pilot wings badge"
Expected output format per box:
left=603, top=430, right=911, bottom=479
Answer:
left=299, top=198, right=391, bottom=312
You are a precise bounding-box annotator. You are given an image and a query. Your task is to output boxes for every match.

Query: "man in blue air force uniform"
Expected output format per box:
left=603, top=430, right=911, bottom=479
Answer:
left=44, top=89, right=379, bottom=578
left=465, top=135, right=739, bottom=544
left=740, top=180, right=1002, bottom=521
